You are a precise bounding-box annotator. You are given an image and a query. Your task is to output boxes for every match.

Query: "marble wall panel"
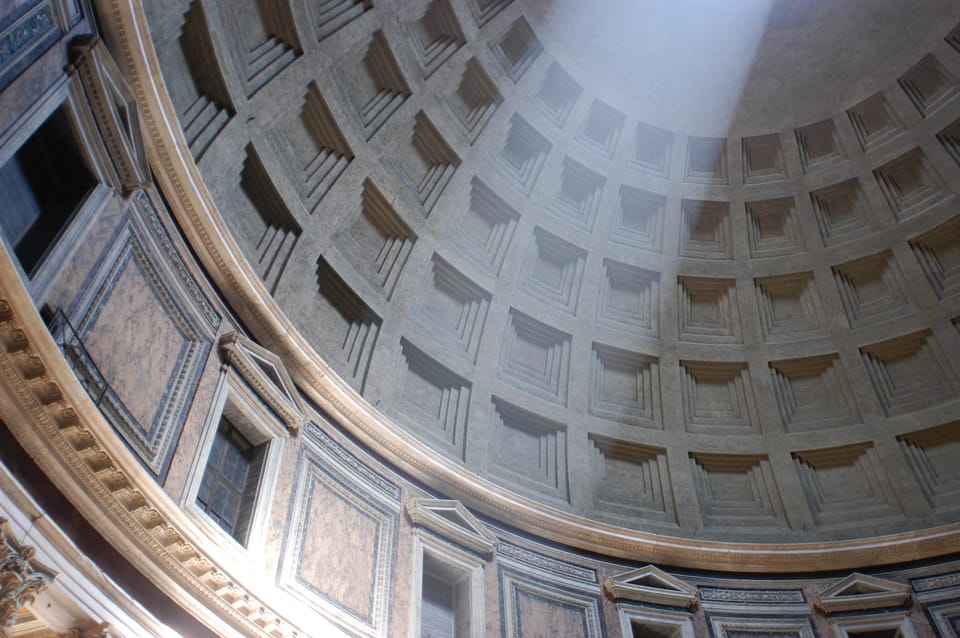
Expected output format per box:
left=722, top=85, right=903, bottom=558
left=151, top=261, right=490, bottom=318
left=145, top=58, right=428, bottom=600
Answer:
left=281, top=425, right=400, bottom=637
left=498, top=565, right=603, bottom=638
left=60, top=192, right=217, bottom=479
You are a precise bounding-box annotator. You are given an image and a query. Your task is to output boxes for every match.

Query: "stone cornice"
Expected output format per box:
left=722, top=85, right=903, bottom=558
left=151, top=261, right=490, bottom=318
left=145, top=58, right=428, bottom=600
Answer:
left=0, top=260, right=305, bottom=638
left=604, top=565, right=698, bottom=610
left=812, top=572, right=912, bottom=614
left=90, top=0, right=960, bottom=574
left=218, top=332, right=306, bottom=433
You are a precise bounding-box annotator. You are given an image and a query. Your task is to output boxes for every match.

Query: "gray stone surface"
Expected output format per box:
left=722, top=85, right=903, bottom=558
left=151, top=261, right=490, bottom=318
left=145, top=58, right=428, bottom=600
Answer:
left=145, top=0, right=960, bottom=543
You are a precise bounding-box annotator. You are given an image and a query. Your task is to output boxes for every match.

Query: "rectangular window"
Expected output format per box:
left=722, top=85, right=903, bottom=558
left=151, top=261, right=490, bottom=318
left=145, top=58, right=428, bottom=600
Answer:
left=631, top=622, right=681, bottom=638
left=420, top=551, right=472, bottom=638
left=0, top=106, right=96, bottom=276
left=196, top=417, right=266, bottom=543
left=616, top=605, right=694, bottom=638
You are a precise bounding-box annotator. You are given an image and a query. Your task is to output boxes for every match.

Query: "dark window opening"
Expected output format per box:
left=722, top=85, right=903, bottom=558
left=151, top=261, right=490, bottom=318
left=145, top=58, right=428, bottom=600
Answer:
left=631, top=622, right=680, bottom=638
left=420, top=552, right=471, bottom=638
left=0, top=107, right=96, bottom=276
left=196, top=416, right=265, bottom=544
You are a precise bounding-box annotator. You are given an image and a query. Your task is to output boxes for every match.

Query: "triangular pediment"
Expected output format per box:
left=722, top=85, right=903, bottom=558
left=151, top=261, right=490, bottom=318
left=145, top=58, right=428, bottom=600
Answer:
left=68, top=35, right=151, bottom=193
left=813, top=572, right=911, bottom=614
left=219, top=333, right=307, bottom=431
left=605, top=565, right=698, bottom=610
left=406, top=498, right=497, bottom=557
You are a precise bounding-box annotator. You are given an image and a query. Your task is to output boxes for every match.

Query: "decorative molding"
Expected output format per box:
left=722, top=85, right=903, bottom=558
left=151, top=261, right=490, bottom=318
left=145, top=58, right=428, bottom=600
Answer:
left=707, top=613, right=816, bottom=637
left=132, top=192, right=220, bottom=331
left=924, top=598, right=960, bottom=636
left=0, top=224, right=305, bottom=638
left=699, top=587, right=804, bottom=604
left=409, top=533, right=485, bottom=638
left=67, top=35, right=151, bottom=193
left=303, top=425, right=401, bottom=503
left=0, top=517, right=57, bottom=632
left=280, top=441, right=397, bottom=638
left=603, top=565, right=698, bottom=610
left=829, top=610, right=919, bottom=638
left=912, top=571, right=960, bottom=592
left=219, top=332, right=307, bottom=432
left=812, top=572, right=911, bottom=614
left=61, top=205, right=213, bottom=479
left=616, top=603, right=694, bottom=638
left=405, top=498, right=497, bottom=558
left=496, top=542, right=596, bottom=586
left=0, top=1, right=62, bottom=91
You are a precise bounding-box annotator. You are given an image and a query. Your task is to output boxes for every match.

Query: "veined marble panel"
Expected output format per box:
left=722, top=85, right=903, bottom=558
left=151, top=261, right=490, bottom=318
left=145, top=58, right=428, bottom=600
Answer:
left=282, top=425, right=399, bottom=637
left=61, top=193, right=216, bottom=478
left=499, top=567, right=604, bottom=638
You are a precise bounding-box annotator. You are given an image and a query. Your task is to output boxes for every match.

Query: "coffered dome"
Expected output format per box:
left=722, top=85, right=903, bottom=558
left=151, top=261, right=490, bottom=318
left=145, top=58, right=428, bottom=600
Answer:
left=7, top=1, right=960, bottom=637
left=143, top=0, right=960, bottom=547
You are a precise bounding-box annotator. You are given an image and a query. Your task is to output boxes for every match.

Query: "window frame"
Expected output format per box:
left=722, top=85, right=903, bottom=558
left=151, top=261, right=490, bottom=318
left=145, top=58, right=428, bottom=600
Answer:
left=410, top=533, right=486, bottom=638
left=830, top=611, right=920, bottom=638
left=616, top=603, right=696, bottom=638
left=0, top=74, right=113, bottom=303
left=181, top=370, right=288, bottom=552
left=405, top=498, right=495, bottom=638
left=195, top=413, right=266, bottom=542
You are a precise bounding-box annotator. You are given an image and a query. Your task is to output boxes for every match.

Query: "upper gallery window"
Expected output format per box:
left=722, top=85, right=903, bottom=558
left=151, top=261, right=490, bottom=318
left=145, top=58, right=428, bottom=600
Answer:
left=196, top=416, right=267, bottom=543
left=0, top=106, right=96, bottom=277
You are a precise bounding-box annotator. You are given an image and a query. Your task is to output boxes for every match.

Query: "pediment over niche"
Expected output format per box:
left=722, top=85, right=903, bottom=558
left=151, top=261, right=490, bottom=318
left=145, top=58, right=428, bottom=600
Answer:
left=68, top=35, right=151, bottom=193
left=813, top=572, right=911, bottom=614
left=405, top=498, right=497, bottom=558
left=219, top=332, right=307, bottom=431
left=604, top=565, right=698, bottom=610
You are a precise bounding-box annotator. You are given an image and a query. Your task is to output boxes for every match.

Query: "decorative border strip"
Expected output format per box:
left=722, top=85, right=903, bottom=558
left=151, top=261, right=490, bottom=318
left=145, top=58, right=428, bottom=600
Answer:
left=134, top=191, right=220, bottom=331
left=913, top=572, right=960, bottom=592
left=303, top=424, right=401, bottom=503
left=700, top=587, right=806, bottom=604
left=706, top=613, right=816, bottom=638
left=496, top=541, right=597, bottom=585
left=923, top=598, right=960, bottom=636
left=0, top=1, right=60, bottom=91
